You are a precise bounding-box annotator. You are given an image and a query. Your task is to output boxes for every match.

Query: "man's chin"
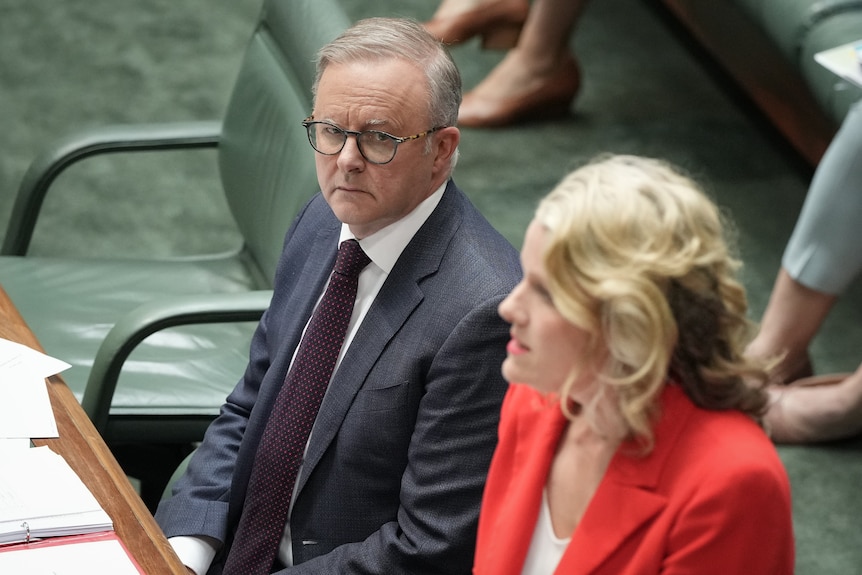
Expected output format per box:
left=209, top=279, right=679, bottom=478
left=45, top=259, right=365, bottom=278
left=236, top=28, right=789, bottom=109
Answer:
left=326, top=194, right=367, bottom=219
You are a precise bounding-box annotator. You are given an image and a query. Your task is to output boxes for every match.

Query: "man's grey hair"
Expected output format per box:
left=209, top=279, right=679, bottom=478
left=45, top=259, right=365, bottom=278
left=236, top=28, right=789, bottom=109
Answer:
left=312, top=17, right=461, bottom=167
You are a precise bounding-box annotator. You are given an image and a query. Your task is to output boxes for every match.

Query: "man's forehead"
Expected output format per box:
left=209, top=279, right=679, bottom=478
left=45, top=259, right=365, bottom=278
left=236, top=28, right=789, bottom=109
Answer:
left=314, top=60, right=428, bottom=124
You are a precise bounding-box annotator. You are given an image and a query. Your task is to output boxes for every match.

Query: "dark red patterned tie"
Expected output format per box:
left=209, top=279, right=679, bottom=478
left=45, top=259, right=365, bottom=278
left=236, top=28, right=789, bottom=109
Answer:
left=223, top=239, right=371, bottom=575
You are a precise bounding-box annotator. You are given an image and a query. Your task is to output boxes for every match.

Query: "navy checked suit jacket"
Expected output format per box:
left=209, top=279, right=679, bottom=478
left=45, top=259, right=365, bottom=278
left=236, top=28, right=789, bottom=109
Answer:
left=156, top=179, right=522, bottom=574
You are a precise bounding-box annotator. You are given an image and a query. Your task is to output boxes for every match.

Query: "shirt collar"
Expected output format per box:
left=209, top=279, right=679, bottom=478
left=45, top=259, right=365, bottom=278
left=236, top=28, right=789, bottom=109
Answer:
left=338, top=181, right=447, bottom=274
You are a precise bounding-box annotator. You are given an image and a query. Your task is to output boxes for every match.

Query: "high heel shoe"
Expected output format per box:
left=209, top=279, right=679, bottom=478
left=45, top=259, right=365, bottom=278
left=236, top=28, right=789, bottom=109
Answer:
left=423, top=0, right=529, bottom=49
left=458, top=55, right=581, bottom=128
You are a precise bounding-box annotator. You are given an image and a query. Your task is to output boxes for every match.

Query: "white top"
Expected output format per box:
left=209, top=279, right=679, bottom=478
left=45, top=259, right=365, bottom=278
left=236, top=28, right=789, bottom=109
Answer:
left=520, top=489, right=571, bottom=575
left=170, top=183, right=446, bottom=575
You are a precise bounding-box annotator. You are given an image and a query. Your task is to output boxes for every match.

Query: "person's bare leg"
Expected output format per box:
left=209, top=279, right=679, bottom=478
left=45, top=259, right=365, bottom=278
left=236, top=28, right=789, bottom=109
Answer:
left=459, top=0, right=588, bottom=126
left=511, top=0, right=587, bottom=70
left=424, top=0, right=530, bottom=48
left=747, top=267, right=837, bottom=382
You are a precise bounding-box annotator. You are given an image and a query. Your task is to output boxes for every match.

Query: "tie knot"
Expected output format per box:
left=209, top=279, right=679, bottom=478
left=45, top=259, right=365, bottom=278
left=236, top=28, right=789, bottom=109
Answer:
left=334, top=239, right=371, bottom=278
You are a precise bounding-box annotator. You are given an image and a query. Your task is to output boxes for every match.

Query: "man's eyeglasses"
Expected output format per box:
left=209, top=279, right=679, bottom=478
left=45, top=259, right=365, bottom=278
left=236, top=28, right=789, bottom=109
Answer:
left=302, top=117, right=445, bottom=165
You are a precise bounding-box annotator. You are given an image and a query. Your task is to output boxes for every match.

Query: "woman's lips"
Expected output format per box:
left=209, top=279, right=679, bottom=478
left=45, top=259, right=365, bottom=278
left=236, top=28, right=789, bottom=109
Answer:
left=506, top=338, right=528, bottom=355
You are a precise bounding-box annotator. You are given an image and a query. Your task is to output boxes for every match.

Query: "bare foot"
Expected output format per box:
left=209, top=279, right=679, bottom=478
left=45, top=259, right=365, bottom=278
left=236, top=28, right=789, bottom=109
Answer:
left=766, top=373, right=862, bottom=443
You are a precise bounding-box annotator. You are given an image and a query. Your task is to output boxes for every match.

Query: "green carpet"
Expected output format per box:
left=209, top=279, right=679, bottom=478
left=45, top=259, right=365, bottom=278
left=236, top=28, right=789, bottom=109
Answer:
left=1, top=0, right=860, bottom=572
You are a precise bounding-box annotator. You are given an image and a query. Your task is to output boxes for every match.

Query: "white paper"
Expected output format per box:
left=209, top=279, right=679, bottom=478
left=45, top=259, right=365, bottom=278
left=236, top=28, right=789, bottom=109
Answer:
left=0, top=338, right=71, bottom=439
left=0, top=537, right=141, bottom=575
left=0, top=373, right=58, bottom=439
left=814, top=39, right=862, bottom=88
left=0, top=447, right=112, bottom=544
left=0, top=338, right=71, bottom=380
left=0, top=438, right=30, bottom=453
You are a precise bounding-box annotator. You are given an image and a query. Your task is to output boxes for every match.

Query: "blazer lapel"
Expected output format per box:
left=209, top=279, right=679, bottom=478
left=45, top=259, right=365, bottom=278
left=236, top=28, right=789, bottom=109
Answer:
left=567, top=482, right=667, bottom=574
left=295, top=182, right=463, bottom=494
left=565, top=385, right=693, bottom=574
left=296, top=274, right=425, bottom=490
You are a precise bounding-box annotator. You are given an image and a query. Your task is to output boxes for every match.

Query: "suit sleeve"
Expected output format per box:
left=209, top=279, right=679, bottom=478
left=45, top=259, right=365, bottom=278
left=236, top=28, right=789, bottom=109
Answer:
left=153, top=301, right=274, bottom=543
left=282, top=295, right=510, bottom=574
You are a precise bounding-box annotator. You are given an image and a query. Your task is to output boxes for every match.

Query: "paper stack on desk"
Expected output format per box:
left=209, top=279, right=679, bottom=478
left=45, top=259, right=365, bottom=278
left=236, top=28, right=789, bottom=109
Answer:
left=0, top=446, right=112, bottom=545
left=0, top=337, right=71, bottom=441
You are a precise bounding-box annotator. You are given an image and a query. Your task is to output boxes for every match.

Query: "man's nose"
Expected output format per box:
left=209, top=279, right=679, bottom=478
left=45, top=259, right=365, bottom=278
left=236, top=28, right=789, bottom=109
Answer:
left=337, top=135, right=366, bottom=169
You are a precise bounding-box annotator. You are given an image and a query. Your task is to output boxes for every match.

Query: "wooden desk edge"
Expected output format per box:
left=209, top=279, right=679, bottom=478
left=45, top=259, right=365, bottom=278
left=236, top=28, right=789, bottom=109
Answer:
left=1, top=286, right=188, bottom=574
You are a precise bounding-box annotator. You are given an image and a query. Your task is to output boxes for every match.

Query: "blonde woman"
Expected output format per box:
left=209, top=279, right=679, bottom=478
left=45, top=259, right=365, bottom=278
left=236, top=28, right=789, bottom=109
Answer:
left=474, top=155, right=794, bottom=574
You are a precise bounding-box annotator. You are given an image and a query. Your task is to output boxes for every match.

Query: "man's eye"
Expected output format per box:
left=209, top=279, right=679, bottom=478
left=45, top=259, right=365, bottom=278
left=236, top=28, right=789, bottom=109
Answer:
left=323, top=126, right=342, bottom=136
left=368, top=131, right=392, bottom=143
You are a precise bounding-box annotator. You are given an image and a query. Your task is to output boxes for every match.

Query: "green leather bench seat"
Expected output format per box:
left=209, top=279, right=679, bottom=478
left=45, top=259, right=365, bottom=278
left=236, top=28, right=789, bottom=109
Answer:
left=0, top=0, right=351, bottom=448
left=1, top=256, right=262, bottom=442
left=737, top=0, right=862, bottom=58
left=801, top=11, right=862, bottom=122
left=736, top=0, right=862, bottom=123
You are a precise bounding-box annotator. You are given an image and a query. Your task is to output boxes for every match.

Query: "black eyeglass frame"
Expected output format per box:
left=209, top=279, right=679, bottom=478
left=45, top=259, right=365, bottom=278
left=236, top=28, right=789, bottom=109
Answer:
left=301, top=116, right=446, bottom=165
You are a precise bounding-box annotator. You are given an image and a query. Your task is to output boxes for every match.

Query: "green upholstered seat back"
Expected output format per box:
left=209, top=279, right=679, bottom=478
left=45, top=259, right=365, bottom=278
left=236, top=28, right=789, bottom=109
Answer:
left=740, top=0, right=862, bottom=60
left=219, top=0, right=349, bottom=286
left=733, top=0, right=862, bottom=123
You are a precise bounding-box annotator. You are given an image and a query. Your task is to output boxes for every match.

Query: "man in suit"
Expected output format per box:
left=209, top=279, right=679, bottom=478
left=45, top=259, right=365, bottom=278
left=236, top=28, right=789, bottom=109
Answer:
left=155, top=17, right=521, bottom=575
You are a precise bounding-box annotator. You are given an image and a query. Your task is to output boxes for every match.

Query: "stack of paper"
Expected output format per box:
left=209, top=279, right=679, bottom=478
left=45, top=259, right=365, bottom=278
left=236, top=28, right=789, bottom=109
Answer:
left=0, top=446, right=112, bottom=545
left=0, top=338, right=71, bottom=441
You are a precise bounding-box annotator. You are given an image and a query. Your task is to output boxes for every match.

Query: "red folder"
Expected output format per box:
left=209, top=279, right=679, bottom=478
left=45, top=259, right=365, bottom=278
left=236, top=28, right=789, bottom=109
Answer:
left=0, top=530, right=144, bottom=574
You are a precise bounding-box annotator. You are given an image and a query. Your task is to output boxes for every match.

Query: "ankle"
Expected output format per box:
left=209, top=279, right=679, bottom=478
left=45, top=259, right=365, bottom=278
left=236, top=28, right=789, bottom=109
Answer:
left=747, top=337, right=813, bottom=382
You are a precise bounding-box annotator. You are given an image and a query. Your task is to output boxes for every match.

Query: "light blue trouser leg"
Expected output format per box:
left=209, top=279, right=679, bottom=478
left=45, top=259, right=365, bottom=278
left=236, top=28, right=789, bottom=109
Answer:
left=783, top=99, right=862, bottom=295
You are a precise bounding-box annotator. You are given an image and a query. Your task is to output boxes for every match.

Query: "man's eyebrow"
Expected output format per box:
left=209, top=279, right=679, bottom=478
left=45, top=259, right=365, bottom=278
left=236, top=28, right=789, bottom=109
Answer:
left=315, top=117, right=393, bottom=130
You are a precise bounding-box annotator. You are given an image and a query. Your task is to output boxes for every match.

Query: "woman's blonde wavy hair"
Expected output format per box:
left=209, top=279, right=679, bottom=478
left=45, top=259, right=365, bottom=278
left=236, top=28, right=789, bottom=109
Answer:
left=535, top=155, right=769, bottom=449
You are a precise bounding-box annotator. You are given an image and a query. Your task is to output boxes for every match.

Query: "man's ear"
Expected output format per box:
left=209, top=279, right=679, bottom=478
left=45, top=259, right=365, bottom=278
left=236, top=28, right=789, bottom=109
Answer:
left=432, top=126, right=461, bottom=171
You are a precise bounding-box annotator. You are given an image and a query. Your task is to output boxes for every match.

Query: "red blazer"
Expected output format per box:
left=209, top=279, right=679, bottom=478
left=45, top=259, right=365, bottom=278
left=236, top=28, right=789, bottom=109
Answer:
left=474, top=383, right=794, bottom=575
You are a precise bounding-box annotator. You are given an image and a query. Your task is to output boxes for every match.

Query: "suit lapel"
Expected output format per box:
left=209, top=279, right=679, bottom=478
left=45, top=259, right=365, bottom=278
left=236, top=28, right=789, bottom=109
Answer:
left=295, top=182, right=463, bottom=494
left=567, top=482, right=666, bottom=574
left=564, top=385, right=694, bottom=574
